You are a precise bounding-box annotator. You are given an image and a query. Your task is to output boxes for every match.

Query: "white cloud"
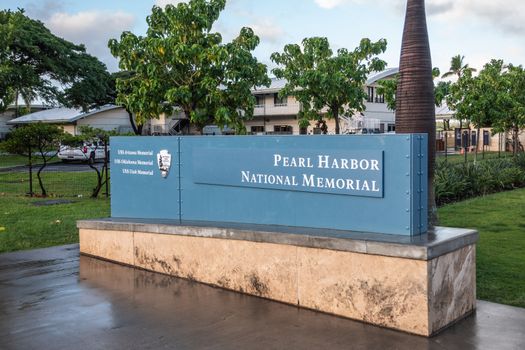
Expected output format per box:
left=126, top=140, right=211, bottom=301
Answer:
left=314, top=0, right=350, bottom=10
left=155, top=0, right=185, bottom=7
left=46, top=11, right=136, bottom=72
left=314, top=0, right=525, bottom=35
left=249, top=19, right=284, bottom=43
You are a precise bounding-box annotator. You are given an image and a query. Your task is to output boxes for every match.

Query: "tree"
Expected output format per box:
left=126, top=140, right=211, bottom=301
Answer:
left=441, top=54, right=476, bottom=130
left=396, top=0, right=437, bottom=225
left=441, top=54, right=477, bottom=80
left=0, top=9, right=114, bottom=113
left=108, top=0, right=270, bottom=133
left=271, top=37, right=387, bottom=134
left=62, top=126, right=117, bottom=198
left=2, top=123, right=64, bottom=197
left=497, top=64, right=525, bottom=155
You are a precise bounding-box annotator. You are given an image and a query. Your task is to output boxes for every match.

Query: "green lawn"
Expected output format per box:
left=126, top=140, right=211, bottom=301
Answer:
left=0, top=154, right=59, bottom=168
left=0, top=170, right=109, bottom=253
left=439, top=188, right=525, bottom=308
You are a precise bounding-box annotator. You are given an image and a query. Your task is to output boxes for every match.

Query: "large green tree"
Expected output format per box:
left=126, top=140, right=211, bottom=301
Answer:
left=497, top=64, right=525, bottom=154
left=461, top=60, right=509, bottom=158
left=396, top=0, right=437, bottom=225
left=441, top=54, right=476, bottom=130
left=271, top=37, right=387, bottom=134
left=0, top=9, right=114, bottom=113
left=108, top=0, right=270, bottom=133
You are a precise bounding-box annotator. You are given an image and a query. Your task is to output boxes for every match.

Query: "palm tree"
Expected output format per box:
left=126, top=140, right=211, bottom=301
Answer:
left=442, top=55, right=476, bottom=130
left=441, top=55, right=476, bottom=79
left=395, top=0, right=437, bottom=226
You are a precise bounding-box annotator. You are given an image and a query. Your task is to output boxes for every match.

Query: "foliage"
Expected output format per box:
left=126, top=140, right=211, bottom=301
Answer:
left=73, top=126, right=118, bottom=198
left=494, top=64, right=525, bottom=154
left=441, top=54, right=477, bottom=80
left=271, top=37, right=387, bottom=134
left=2, top=123, right=64, bottom=196
left=0, top=9, right=113, bottom=112
left=108, top=0, right=270, bottom=133
left=434, top=155, right=525, bottom=205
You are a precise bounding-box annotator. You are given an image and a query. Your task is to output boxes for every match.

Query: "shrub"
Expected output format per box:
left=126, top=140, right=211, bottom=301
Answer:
left=435, top=156, right=525, bottom=206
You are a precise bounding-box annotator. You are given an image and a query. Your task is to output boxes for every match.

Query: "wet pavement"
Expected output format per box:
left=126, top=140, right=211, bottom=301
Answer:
left=1, top=245, right=524, bottom=350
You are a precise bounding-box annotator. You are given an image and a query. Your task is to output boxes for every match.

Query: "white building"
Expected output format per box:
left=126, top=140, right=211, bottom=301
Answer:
left=7, top=104, right=134, bottom=135
left=245, top=68, right=398, bottom=135
left=0, top=103, right=50, bottom=140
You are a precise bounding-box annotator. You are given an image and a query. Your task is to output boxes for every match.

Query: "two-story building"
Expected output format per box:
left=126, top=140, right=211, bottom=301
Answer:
left=245, top=67, right=398, bottom=135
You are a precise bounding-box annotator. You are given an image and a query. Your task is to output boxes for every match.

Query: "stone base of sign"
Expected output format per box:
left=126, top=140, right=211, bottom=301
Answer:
left=77, top=219, right=478, bottom=337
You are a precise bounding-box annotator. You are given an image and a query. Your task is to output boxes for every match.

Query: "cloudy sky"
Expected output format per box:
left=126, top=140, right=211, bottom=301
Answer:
left=4, top=0, right=524, bottom=78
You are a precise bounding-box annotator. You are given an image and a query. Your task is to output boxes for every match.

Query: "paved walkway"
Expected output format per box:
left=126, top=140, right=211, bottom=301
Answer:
left=1, top=245, right=524, bottom=349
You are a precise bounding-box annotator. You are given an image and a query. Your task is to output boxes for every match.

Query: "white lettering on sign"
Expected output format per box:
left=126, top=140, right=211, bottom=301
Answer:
left=194, top=148, right=384, bottom=197
left=273, top=154, right=380, bottom=171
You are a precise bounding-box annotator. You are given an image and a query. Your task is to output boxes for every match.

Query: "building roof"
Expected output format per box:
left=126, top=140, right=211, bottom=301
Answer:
left=8, top=104, right=122, bottom=125
left=435, top=103, right=455, bottom=118
left=366, top=67, right=399, bottom=85
left=253, top=68, right=400, bottom=94
left=252, top=78, right=288, bottom=95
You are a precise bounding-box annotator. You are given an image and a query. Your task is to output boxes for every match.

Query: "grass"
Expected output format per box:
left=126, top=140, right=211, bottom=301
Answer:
left=439, top=188, right=525, bottom=308
left=0, top=170, right=109, bottom=253
left=0, top=154, right=59, bottom=168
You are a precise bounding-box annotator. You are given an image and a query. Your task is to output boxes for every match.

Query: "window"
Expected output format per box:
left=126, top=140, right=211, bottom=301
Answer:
left=254, top=95, right=265, bottom=107
left=367, top=87, right=374, bottom=102
left=251, top=126, right=265, bottom=134
left=274, top=94, right=288, bottom=106
left=273, top=125, right=293, bottom=134
left=387, top=124, right=396, bottom=132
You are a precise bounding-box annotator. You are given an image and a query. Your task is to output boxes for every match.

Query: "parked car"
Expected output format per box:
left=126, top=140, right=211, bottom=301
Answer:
left=58, top=141, right=107, bottom=163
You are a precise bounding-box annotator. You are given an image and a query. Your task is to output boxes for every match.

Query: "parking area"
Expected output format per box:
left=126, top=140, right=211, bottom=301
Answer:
left=1, top=245, right=524, bottom=349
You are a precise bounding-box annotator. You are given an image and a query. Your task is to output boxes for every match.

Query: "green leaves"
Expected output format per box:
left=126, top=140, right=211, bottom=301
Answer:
left=0, top=9, right=113, bottom=112
left=271, top=37, right=387, bottom=134
left=109, top=0, right=269, bottom=132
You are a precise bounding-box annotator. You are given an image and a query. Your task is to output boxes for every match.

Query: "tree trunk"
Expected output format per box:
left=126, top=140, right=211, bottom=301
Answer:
left=513, top=126, right=519, bottom=156
left=36, top=154, right=47, bottom=197
left=334, top=109, right=340, bottom=135
left=28, top=147, right=33, bottom=197
left=126, top=109, right=142, bottom=135
left=396, top=0, right=437, bottom=226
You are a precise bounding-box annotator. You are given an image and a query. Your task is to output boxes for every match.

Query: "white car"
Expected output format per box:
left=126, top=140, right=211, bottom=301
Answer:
left=58, top=141, right=107, bottom=163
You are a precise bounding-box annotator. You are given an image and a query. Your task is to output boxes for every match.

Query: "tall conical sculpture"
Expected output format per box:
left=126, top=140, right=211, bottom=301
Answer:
left=396, top=0, right=436, bottom=224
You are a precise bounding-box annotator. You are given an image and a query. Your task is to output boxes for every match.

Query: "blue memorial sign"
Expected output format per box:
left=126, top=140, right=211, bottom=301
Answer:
left=110, top=134, right=428, bottom=236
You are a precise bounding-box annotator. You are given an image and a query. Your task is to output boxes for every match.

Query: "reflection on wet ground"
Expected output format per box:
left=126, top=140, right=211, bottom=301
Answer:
left=1, top=244, right=524, bottom=349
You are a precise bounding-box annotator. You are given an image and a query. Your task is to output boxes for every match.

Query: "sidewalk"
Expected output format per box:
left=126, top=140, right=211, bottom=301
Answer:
left=1, top=245, right=524, bottom=349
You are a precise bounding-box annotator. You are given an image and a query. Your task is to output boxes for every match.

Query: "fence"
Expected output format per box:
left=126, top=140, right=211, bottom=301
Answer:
left=0, top=158, right=109, bottom=198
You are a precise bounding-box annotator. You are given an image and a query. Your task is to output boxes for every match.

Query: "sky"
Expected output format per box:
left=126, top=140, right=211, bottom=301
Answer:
left=3, top=0, right=525, bottom=79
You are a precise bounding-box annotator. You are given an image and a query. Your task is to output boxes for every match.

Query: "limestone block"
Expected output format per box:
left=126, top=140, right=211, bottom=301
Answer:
left=297, top=247, right=429, bottom=335
left=429, top=244, right=476, bottom=334
left=79, top=229, right=134, bottom=266
left=133, top=232, right=299, bottom=305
